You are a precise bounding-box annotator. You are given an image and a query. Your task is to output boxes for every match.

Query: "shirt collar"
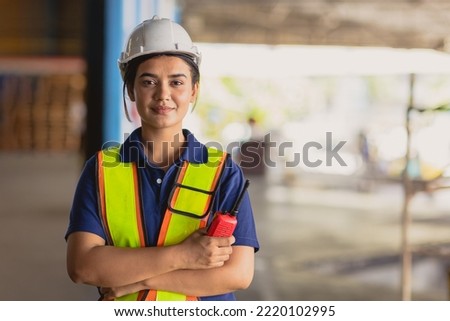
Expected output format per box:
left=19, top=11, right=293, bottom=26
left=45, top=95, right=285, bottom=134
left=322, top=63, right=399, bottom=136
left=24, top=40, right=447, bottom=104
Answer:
left=119, top=127, right=208, bottom=165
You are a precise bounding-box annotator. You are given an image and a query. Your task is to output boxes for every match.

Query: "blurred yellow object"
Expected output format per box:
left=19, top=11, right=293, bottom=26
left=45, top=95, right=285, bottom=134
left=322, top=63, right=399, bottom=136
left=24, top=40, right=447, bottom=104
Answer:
left=420, top=162, right=443, bottom=181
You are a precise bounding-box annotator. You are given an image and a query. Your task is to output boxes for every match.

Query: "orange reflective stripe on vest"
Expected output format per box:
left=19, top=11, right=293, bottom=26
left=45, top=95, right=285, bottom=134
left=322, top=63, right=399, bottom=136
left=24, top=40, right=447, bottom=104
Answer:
left=97, top=145, right=228, bottom=301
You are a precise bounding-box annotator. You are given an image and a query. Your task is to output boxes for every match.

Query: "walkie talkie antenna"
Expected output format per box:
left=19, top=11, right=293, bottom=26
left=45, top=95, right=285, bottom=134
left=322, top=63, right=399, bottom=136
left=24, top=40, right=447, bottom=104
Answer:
left=230, top=179, right=250, bottom=216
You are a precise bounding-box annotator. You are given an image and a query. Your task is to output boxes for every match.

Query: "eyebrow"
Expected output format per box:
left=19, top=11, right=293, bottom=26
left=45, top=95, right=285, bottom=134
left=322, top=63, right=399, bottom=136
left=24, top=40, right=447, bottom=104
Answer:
left=138, top=72, right=188, bottom=79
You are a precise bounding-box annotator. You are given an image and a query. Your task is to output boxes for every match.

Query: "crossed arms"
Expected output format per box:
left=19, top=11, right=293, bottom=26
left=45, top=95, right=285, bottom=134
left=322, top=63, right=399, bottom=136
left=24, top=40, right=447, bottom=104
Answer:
left=66, top=228, right=254, bottom=299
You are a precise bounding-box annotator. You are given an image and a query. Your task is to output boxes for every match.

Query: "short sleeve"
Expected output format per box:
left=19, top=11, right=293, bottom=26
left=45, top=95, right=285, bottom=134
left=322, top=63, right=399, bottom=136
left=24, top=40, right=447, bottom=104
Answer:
left=65, top=155, right=106, bottom=241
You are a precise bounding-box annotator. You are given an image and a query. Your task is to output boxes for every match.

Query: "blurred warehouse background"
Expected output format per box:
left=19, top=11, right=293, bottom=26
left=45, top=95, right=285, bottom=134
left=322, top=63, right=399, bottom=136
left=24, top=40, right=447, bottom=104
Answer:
left=1, top=0, right=450, bottom=301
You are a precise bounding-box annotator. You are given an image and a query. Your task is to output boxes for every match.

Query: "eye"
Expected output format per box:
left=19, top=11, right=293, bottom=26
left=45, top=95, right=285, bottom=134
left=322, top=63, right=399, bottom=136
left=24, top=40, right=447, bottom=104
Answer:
left=171, top=79, right=184, bottom=86
left=142, top=79, right=156, bottom=86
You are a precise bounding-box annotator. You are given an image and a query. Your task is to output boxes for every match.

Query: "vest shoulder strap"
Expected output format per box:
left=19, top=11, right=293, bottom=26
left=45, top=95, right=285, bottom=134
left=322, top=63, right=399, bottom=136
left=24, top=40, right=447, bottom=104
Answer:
left=96, top=145, right=146, bottom=248
left=157, top=147, right=228, bottom=246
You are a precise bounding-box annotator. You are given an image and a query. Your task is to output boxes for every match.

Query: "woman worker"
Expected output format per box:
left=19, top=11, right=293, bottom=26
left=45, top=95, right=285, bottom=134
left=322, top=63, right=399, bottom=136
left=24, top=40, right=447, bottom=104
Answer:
left=65, top=16, right=259, bottom=301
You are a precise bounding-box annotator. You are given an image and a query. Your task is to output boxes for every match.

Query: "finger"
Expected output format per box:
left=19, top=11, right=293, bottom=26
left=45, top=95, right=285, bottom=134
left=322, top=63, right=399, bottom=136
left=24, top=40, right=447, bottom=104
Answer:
left=206, top=261, right=225, bottom=268
left=99, top=287, right=110, bottom=295
left=99, top=289, right=114, bottom=300
left=197, top=227, right=208, bottom=234
left=215, top=254, right=231, bottom=263
left=205, top=247, right=232, bottom=263
left=208, top=253, right=231, bottom=267
left=212, top=235, right=235, bottom=247
left=103, top=294, right=115, bottom=301
left=215, top=245, right=233, bottom=256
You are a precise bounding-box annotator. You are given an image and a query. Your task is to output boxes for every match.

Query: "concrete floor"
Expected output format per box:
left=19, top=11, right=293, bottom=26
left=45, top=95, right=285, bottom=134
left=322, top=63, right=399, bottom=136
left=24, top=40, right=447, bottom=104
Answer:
left=1, top=152, right=450, bottom=301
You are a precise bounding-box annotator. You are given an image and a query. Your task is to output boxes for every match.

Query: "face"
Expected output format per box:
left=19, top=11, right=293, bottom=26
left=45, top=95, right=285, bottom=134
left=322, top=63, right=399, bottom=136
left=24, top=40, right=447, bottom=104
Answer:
left=128, top=55, right=198, bottom=132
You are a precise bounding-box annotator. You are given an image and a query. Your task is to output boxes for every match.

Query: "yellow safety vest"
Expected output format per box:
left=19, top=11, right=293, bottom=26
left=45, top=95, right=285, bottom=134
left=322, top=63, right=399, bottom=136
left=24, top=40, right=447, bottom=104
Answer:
left=96, top=145, right=228, bottom=301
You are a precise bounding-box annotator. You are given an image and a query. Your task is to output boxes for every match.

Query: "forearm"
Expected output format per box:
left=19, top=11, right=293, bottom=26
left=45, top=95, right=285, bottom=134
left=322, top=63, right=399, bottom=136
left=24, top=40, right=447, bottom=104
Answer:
left=67, top=234, right=181, bottom=287
left=144, top=246, right=254, bottom=297
left=146, top=268, right=246, bottom=297
left=67, top=230, right=234, bottom=288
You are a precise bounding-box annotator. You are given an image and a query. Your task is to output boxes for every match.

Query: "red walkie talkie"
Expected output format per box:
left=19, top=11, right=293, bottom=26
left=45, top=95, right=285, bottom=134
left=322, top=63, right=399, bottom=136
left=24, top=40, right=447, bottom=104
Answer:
left=207, top=179, right=250, bottom=237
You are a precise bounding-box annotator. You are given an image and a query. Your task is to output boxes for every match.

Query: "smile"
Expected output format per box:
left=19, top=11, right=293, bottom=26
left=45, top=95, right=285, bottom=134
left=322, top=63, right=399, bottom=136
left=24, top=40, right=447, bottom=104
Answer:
left=151, top=106, right=176, bottom=115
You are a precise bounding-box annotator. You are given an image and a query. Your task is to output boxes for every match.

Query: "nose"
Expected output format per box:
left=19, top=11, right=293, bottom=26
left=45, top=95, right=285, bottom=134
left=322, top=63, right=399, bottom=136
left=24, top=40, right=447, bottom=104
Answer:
left=154, top=82, right=170, bottom=101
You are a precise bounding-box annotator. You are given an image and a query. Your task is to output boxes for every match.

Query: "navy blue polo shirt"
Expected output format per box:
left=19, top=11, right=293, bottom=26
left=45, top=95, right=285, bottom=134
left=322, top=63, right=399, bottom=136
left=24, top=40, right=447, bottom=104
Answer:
left=65, top=127, right=259, bottom=301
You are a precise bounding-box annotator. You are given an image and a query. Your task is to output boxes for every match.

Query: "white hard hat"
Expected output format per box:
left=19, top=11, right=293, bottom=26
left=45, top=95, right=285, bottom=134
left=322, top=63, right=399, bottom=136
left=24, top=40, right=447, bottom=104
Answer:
left=118, top=15, right=201, bottom=79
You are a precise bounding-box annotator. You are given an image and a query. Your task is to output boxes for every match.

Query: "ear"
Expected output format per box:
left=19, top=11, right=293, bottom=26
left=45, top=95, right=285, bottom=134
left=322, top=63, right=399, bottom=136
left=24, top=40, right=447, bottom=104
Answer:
left=190, top=82, right=199, bottom=103
left=127, top=84, right=135, bottom=101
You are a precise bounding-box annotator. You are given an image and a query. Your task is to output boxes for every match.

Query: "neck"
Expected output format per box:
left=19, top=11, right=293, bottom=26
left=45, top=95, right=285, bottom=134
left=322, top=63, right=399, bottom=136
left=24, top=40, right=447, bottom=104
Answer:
left=141, top=126, right=186, bottom=171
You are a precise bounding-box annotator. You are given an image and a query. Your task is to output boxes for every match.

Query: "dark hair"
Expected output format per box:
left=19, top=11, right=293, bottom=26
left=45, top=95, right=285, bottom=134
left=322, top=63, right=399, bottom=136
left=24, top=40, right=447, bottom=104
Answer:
left=122, top=53, right=200, bottom=122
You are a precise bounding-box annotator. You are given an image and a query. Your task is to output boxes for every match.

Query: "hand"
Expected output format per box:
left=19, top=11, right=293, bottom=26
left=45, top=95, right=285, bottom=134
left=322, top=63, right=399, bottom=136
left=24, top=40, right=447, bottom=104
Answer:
left=99, top=282, right=146, bottom=300
left=98, top=287, right=115, bottom=300
left=177, top=228, right=235, bottom=270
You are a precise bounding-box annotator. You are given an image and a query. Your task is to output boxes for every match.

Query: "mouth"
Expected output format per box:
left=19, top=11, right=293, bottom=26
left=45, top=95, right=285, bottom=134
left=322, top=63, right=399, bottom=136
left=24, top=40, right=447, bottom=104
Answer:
left=151, top=106, right=176, bottom=115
